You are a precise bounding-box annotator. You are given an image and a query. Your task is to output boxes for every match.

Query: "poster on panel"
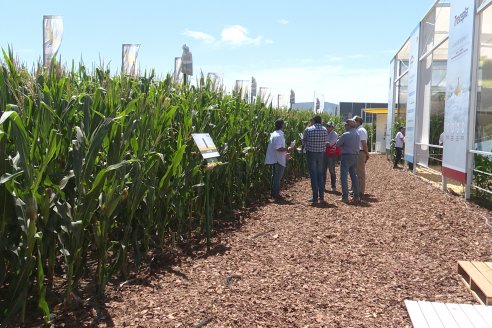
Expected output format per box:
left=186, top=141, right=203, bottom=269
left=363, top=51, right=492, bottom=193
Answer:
left=43, top=15, right=63, bottom=66
left=386, top=59, right=396, bottom=152
left=404, top=24, right=421, bottom=164
left=442, top=0, right=475, bottom=183
left=192, top=133, right=220, bottom=159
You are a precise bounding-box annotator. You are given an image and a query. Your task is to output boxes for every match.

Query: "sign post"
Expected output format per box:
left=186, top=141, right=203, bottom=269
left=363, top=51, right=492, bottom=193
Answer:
left=191, top=133, right=226, bottom=250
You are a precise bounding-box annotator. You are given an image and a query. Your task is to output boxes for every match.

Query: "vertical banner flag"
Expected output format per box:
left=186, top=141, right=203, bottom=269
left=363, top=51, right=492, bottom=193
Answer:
left=313, top=92, right=325, bottom=114
left=181, top=44, right=193, bottom=76
left=43, top=15, right=63, bottom=66
left=122, top=44, right=140, bottom=76
left=174, top=57, right=182, bottom=83
left=207, top=73, right=222, bottom=91
left=251, top=77, right=257, bottom=102
left=404, top=24, right=421, bottom=164
left=442, top=0, right=476, bottom=183
left=259, top=87, right=272, bottom=107
left=235, top=80, right=249, bottom=100
left=386, top=59, right=396, bottom=151
left=290, top=89, right=295, bottom=108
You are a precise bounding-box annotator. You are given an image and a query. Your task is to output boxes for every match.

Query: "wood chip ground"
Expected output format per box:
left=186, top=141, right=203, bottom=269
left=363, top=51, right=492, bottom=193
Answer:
left=49, top=155, right=492, bottom=327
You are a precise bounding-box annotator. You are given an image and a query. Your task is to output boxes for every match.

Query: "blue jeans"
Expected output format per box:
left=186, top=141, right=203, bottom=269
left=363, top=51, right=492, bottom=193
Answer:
left=323, top=155, right=337, bottom=189
left=340, top=154, right=359, bottom=198
left=270, top=163, right=285, bottom=197
left=307, top=151, right=325, bottom=201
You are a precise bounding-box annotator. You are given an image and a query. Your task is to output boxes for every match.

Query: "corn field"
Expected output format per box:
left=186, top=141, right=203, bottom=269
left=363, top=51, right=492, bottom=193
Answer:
left=0, top=49, right=337, bottom=324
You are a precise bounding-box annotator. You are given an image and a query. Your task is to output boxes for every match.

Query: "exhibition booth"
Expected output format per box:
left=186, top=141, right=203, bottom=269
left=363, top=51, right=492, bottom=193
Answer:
left=387, top=0, right=492, bottom=199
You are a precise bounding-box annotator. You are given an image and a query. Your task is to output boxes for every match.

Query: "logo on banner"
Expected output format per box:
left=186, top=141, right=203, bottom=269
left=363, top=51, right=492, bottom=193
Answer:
left=454, top=8, right=469, bottom=26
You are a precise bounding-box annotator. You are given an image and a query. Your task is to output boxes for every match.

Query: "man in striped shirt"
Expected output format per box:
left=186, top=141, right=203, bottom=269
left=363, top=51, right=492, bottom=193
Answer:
left=302, top=115, right=329, bottom=203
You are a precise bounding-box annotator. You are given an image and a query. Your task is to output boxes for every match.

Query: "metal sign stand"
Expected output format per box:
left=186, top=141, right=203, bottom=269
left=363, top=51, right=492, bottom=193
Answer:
left=203, top=157, right=227, bottom=251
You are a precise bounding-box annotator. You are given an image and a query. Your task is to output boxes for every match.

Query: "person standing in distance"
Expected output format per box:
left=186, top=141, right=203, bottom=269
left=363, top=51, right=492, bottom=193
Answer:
left=302, top=115, right=329, bottom=203
left=324, top=121, right=339, bottom=192
left=394, top=126, right=405, bottom=168
left=336, top=119, right=360, bottom=203
left=353, top=116, right=369, bottom=197
left=265, top=119, right=291, bottom=200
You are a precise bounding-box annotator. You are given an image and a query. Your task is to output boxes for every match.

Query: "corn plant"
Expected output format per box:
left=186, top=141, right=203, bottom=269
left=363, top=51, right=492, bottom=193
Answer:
left=0, top=48, right=339, bottom=325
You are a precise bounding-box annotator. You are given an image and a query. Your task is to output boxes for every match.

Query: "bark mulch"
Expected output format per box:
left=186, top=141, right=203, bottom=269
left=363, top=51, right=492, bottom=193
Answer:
left=52, top=155, right=492, bottom=327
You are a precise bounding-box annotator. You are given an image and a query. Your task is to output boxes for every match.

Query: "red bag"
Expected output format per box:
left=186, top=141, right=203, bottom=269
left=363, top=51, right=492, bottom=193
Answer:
left=325, top=144, right=339, bottom=157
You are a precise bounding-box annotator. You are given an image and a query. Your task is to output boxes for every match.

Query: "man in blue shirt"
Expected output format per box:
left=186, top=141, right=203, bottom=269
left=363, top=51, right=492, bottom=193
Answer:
left=336, top=119, right=360, bottom=203
left=302, top=115, right=329, bottom=203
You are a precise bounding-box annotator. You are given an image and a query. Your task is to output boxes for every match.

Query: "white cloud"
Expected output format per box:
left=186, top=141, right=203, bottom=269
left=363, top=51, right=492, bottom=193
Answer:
left=277, top=19, right=289, bottom=25
left=183, top=29, right=215, bottom=43
left=221, top=25, right=263, bottom=47
left=265, top=39, right=274, bottom=44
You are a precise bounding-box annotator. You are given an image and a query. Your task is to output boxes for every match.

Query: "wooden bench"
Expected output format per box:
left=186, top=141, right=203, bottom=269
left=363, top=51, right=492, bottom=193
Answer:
left=405, top=300, right=492, bottom=327
left=457, top=261, right=492, bottom=305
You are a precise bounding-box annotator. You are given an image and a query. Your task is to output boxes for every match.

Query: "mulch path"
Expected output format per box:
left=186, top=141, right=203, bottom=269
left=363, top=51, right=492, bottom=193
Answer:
left=52, top=155, right=492, bottom=327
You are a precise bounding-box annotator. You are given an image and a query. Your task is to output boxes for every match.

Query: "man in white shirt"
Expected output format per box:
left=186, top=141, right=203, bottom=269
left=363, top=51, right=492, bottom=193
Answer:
left=353, top=116, right=369, bottom=197
left=265, top=119, right=291, bottom=200
left=394, top=126, right=405, bottom=168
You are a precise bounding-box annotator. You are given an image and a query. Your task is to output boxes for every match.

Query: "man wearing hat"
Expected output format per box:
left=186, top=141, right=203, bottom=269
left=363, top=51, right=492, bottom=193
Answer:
left=353, top=115, right=369, bottom=197
left=336, top=119, right=360, bottom=202
left=324, top=121, right=339, bottom=192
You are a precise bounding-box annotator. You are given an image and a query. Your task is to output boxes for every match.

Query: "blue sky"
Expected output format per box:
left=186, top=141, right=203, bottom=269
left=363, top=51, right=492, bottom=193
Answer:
left=0, top=0, right=437, bottom=104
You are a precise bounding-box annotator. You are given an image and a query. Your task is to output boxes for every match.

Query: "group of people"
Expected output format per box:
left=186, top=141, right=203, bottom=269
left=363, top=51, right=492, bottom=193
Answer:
left=265, top=115, right=371, bottom=204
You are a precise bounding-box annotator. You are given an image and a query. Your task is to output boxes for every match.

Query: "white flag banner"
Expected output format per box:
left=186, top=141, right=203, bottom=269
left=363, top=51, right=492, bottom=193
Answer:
left=313, top=92, right=325, bottom=113
left=207, top=72, right=222, bottom=91
left=290, top=89, right=295, bottom=106
left=174, top=57, right=182, bottom=82
left=277, top=94, right=288, bottom=109
left=181, top=44, right=193, bottom=76
left=122, top=44, right=140, bottom=76
left=43, top=15, right=63, bottom=66
left=235, top=80, right=249, bottom=100
left=259, top=87, right=272, bottom=107
left=251, top=77, right=257, bottom=102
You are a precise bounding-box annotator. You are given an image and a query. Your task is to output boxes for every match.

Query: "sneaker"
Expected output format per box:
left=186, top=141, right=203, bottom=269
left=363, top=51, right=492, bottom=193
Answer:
left=340, top=197, right=349, bottom=203
left=331, top=187, right=336, bottom=192
left=308, top=198, right=318, bottom=204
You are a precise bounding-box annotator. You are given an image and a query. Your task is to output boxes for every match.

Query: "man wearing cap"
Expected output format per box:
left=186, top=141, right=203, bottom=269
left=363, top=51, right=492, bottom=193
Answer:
left=324, top=122, right=338, bottom=192
left=265, top=119, right=291, bottom=200
left=302, top=115, right=329, bottom=203
left=353, top=116, right=369, bottom=197
left=336, top=119, right=360, bottom=202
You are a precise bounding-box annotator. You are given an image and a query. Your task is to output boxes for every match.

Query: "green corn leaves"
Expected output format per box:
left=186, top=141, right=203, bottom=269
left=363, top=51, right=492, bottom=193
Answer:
left=0, top=50, right=339, bottom=325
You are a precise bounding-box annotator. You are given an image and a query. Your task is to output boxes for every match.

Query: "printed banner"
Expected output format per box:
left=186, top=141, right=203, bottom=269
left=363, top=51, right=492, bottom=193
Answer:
left=442, top=0, right=476, bottom=183
left=235, top=80, right=249, bottom=100
left=122, top=44, right=140, bottom=76
left=404, top=24, right=420, bottom=164
left=386, top=60, right=396, bottom=151
left=207, top=72, right=222, bottom=90
left=181, top=44, right=193, bottom=76
left=174, top=57, right=182, bottom=82
left=192, top=133, right=220, bottom=159
left=313, top=92, right=324, bottom=114
left=259, top=87, right=272, bottom=107
left=43, top=15, right=63, bottom=66
left=251, top=77, right=257, bottom=101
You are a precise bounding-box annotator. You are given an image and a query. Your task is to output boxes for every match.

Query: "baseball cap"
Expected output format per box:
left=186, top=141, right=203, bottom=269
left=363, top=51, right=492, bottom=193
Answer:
left=352, top=115, right=363, bottom=123
left=326, top=121, right=335, bottom=127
